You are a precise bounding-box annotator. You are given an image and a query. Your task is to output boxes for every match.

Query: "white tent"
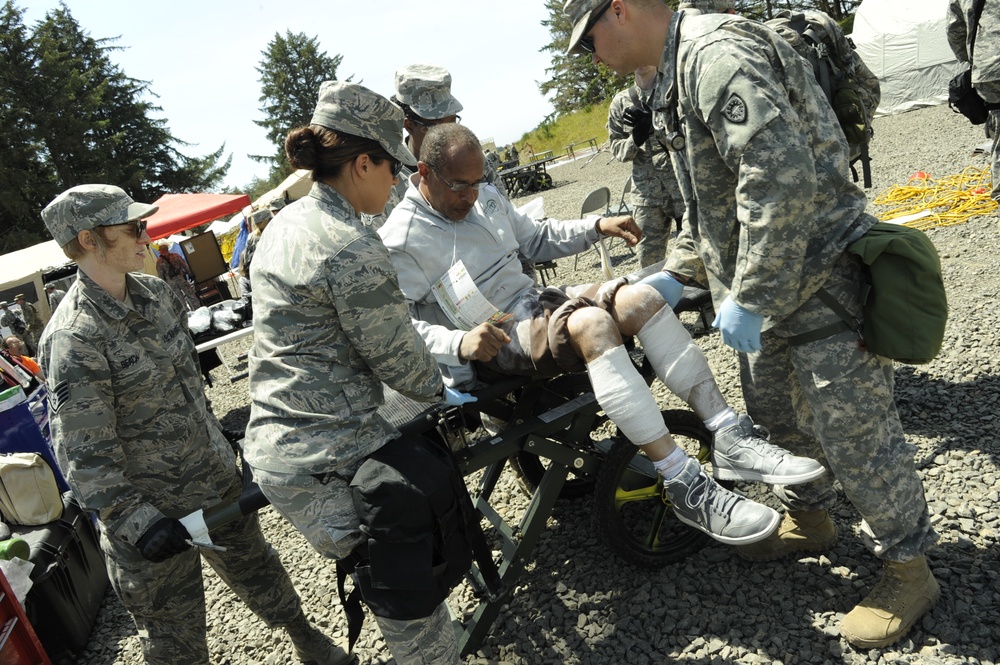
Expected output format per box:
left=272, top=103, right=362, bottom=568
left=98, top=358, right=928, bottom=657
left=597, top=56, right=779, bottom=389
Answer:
left=852, top=0, right=963, bottom=115
left=0, top=240, right=73, bottom=322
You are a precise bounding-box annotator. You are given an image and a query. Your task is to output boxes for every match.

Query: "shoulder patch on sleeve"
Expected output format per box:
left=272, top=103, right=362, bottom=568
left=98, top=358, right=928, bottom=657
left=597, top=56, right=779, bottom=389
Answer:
left=721, top=93, right=748, bottom=123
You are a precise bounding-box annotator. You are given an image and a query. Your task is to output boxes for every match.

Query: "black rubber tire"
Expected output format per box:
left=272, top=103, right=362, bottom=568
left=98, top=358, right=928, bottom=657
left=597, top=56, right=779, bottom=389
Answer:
left=592, top=409, right=714, bottom=568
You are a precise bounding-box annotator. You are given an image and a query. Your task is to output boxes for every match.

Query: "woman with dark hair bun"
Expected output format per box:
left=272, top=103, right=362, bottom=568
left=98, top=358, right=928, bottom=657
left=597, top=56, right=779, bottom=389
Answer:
left=244, top=81, right=471, bottom=664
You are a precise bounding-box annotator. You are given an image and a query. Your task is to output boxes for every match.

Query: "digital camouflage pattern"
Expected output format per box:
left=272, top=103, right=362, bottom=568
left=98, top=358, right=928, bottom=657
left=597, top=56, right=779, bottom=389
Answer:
left=311, top=81, right=415, bottom=166
left=37, top=270, right=306, bottom=663
left=607, top=86, right=684, bottom=266
left=39, top=183, right=133, bottom=247
left=245, top=180, right=443, bottom=476
left=653, top=13, right=936, bottom=561
left=394, top=63, right=464, bottom=120
left=656, top=13, right=873, bottom=320
left=252, top=472, right=461, bottom=665
left=739, top=255, right=937, bottom=561
left=0, top=306, right=26, bottom=337
left=244, top=179, right=453, bottom=663
left=947, top=0, right=1000, bottom=201
left=16, top=300, right=42, bottom=351
left=678, top=0, right=735, bottom=13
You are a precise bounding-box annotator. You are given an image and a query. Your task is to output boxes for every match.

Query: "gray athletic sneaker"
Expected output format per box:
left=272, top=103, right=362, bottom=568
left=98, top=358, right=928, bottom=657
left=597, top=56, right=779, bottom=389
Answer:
left=662, top=457, right=780, bottom=545
left=713, top=415, right=826, bottom=485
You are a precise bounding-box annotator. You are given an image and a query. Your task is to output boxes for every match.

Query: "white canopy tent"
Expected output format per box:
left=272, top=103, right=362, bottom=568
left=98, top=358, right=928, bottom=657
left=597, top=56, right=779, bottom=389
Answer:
left=0, top=240, right=73, bottom=322
left=852, top=0, right=963, bottom=115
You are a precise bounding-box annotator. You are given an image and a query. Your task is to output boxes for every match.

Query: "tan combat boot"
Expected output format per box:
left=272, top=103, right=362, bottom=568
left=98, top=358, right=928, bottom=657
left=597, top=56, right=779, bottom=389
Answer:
left=840, top=555, right=941, bottom=649
left=737, top=509, right=837, bottom=562
left=284, top=611, right=356, bottom=665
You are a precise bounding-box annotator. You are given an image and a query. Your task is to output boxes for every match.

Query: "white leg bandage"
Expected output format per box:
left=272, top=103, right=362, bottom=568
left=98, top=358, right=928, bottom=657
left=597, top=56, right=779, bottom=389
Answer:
left=636, top=305, right=714, bottom=403
left=586, top=345, right=669, bottom=446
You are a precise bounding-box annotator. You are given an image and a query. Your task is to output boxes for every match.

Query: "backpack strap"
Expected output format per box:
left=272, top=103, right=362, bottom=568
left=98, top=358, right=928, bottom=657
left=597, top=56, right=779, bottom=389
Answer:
left=336, top=547, right=369, bottom=652
left=785, top=287, right=862, bottom=346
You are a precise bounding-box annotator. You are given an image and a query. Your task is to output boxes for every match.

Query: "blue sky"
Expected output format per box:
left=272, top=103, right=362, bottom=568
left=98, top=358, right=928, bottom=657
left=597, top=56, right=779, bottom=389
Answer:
left=21, top=0, right=558, bottom=190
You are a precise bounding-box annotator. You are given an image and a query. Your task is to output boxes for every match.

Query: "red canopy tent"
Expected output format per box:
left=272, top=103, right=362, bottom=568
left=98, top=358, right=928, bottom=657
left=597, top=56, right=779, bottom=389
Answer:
left=144, top=193, right=251, bottom=241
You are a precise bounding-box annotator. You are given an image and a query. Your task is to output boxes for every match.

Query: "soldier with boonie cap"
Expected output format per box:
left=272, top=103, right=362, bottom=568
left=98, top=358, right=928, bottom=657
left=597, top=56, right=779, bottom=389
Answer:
left=245, top=80, right=469, bottom=664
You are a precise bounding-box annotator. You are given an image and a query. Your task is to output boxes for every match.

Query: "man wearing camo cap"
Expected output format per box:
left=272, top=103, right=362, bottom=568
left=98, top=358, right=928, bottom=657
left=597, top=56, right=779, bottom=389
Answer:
left=37, top=183, right=350, bottom=665
left=564, top=0, right=940, bottom=649
left=45, top=282, right=67, bottom=314
left=368, top=63, right=507, bottom=228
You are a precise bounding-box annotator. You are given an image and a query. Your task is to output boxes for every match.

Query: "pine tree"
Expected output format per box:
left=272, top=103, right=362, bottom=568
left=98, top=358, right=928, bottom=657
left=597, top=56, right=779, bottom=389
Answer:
left=0, top=2, right=231, bottom=253
left=253, top=31, right=349, bottom=184
left=538, top=0, right=629, bottom=115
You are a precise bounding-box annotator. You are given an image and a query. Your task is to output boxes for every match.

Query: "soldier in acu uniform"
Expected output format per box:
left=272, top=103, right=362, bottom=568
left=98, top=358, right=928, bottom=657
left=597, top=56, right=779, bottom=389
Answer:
left=244, top=81, right=473, bottom=665
left=948, top=0, right=1000, bottom=204
left=37, top=184, right=350, bottom=665
left=607, top=67, right=685, bottom=268
left=565, top=0, right=940, bottom=649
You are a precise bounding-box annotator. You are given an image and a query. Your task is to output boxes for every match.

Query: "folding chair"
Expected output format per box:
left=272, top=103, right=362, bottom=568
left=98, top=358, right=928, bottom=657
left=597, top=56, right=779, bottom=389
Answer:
left=573, top=187, right=612, bottom=273
left=616, top=176, right=633, bottom=215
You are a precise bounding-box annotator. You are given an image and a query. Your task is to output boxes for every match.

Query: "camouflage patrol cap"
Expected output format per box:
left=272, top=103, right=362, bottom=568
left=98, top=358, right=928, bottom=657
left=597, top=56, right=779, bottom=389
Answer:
left=310, top=81, right=415, bottom=166
left=393, top=63, right=463, bottom=120
left=41, top=184, right=158, bottom=247
left=563, top=0, right=610, bottom=55
left=678, top=0, right=735, bottom=11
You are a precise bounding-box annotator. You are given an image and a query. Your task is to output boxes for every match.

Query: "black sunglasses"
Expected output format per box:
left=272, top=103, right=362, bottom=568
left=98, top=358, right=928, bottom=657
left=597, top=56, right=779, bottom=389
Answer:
left=408, top=115, right=462, bottom=129
left=578, top=1, right=612, bottom=54
left=385, top=157, right=404, bottom=177
left=106, top=219, right=148, bottom=238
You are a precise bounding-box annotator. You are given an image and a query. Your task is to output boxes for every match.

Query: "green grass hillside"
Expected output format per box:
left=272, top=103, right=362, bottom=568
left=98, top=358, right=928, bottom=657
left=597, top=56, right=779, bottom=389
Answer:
left=512, top=99, right=614, bottom=163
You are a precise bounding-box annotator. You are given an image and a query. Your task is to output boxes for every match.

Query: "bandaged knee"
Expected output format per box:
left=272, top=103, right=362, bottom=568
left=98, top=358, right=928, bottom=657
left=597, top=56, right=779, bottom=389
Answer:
left=636, top=305, right=714, bottom=402
left=586, top=345, right=669, bottom=446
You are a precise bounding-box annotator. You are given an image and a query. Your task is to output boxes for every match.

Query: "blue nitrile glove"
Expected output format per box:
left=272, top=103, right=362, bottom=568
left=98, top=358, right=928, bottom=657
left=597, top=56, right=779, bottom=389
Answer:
left=712, top=295, right=764, bottom=353
left=638, top=271, right=685, bottom=310
left=443, top=386, right=478, bottom=406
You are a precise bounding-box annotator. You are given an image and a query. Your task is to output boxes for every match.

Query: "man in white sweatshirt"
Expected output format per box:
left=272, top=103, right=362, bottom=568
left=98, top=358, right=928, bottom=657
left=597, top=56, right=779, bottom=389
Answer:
left=379, top=123, right=825, bottom=548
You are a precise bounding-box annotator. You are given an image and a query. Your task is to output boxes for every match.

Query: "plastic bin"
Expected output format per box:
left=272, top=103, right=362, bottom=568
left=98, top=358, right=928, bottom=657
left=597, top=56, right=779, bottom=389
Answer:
left=0, top=386, right=69, bottom=493
left=13, top=494, right=108, bottom=664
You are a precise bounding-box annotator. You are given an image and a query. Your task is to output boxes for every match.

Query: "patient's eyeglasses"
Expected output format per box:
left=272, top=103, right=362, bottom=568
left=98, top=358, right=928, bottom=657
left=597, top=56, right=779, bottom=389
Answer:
left=427, top=164, right=489, bottom=193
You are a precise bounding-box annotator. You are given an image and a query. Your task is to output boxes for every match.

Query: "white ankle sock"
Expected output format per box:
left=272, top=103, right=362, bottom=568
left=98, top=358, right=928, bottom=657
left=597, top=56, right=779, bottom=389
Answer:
left=704, top=407, right=738, bottom=432
left=652, top=445, right=689, bottom=479
left=586, top=345, right=669, bottom=446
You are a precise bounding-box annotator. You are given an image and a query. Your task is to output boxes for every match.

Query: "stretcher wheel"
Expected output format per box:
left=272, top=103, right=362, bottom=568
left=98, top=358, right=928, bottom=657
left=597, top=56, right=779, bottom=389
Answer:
left=592, top=410, right=714, bottom=568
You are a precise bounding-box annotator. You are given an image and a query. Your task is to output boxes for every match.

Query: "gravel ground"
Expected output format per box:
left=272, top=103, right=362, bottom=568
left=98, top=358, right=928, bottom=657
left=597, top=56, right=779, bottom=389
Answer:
left=72, top=103, right=1000, bottom=665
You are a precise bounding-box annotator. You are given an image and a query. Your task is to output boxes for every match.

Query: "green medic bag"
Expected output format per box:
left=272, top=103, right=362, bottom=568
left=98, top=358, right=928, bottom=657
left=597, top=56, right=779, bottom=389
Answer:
left=813, top=223, right=948, bottom=364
